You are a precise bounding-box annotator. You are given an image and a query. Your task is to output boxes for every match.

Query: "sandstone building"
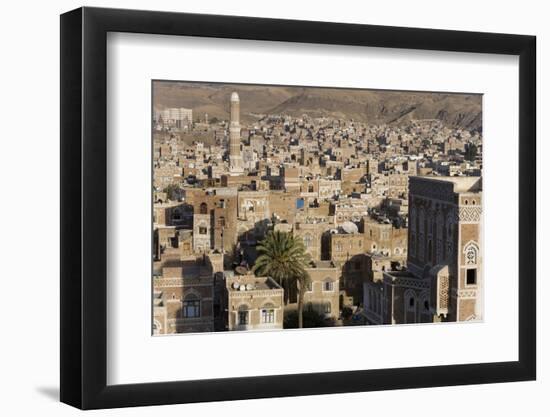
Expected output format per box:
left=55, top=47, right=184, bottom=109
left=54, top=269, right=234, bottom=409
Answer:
left=224, top=272, right=284, bottom=331
left=363, top=176, right=482, bottom=324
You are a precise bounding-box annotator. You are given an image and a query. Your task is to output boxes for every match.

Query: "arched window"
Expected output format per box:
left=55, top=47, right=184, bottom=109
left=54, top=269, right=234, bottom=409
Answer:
left=198, top=223, right=207, bottom=235
left=419, top=292, right=431, bottom=322
left=446, top=213, right=454, bottom=237
left=464, top=242, right=479, bottom=265
left=238, top=304, right=249, bottom=325
left=436, top=211, right=444, bottom=238
left=182, top=294, right=200, bottom=318
left=446, top=239, right=453, bottom=260
left=410, top=207, right=417, bottom=233
left=153, top=320, right=162, bottom=335
left=261, top=303, right=275, bottom=324
left=323, top=302, right=331, bottom=314
left=323, top=280, right=334, bottom=292
left=404, top=290, right=417, bottom=324
left=172, top=208, right=182, bottom=221
left=199, top=202, right=208, bottom=214
left=418, top=208, right=425, bottom=233
left=436, top=239, right=443, bottom=262
left=379, top=291, right=385, bottom=313
left=308, top=184, right=314, bottom=193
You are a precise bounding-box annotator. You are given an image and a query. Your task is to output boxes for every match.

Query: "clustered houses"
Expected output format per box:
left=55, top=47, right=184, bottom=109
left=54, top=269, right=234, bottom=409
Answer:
left=152, top=89, right=483, bottom=334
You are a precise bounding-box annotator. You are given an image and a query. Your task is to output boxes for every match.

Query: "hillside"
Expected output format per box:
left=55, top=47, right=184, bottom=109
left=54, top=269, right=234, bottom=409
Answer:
left=153, top=81, right=482, bottom=130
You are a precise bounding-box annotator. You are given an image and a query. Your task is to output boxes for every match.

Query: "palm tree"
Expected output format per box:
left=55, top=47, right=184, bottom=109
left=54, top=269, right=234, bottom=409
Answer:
left=253, top=230, right=311, bottom=328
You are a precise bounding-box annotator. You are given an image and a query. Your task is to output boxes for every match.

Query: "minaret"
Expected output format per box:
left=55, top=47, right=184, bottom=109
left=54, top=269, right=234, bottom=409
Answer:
left=229, top=92, right=244, bottom=174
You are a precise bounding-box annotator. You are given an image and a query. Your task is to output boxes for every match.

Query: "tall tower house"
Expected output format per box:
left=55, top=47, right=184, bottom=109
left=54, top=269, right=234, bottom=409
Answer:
left=406, top=176, right=483, bottom=322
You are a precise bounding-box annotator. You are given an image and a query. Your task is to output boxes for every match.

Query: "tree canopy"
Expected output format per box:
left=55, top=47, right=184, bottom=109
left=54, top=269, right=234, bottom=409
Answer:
left=253, top=231, right=310, bottom=283
left=253, top=230, right=311, bottom=328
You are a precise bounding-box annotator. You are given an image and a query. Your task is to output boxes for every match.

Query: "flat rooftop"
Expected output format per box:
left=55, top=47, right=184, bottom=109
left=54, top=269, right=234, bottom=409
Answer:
left=411, top=175, right=482, bottom=193
left=383, top=270, right=417, bottom=280
left=308, top=260, right=336, bottom=269
left=226, top=274, right=282, bottom=291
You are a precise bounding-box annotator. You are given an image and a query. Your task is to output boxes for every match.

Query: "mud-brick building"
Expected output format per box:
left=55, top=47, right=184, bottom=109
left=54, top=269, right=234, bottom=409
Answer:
left=363, top=176, right=482, bottom=324
left=303, top=261, right=340, bottom=320
left=153, top=258, right=216, bottom=335
left=224, top=273, right=284, bottom=331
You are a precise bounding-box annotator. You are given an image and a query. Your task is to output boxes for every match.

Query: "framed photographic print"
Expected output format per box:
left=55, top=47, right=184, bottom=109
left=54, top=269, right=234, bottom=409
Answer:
left=60, top=6, right=536, bottom=410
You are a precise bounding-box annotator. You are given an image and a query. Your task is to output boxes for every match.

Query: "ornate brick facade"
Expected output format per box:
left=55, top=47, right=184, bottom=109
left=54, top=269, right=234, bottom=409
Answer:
left=364, top=176, right=482, bottom=324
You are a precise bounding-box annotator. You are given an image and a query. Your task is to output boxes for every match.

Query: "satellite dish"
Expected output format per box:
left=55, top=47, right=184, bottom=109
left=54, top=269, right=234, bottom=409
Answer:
left=235, top=266, right=248, bottom=275
left=246, top=283, right=254, bottom=291
left=232, top=282, right=240, bottom=290
left=239, top=284, right=246, bottom=291
left=341, top=221, right=358, bottom=234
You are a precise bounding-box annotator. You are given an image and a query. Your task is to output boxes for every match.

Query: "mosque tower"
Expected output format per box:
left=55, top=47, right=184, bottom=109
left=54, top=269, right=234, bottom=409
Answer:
left=229, top=92, right=244, bottom=174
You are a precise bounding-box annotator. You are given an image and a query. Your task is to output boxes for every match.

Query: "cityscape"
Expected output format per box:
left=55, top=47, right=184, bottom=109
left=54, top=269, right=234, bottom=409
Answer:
left=152, top=81, right=483, bottom=335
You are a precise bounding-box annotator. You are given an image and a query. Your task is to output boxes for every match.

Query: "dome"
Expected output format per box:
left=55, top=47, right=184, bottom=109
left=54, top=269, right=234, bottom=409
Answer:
left=231, top=92, right=239, bottom=102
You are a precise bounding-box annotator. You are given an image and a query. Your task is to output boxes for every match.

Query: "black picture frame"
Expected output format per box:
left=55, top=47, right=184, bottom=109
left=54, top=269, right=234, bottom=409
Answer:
left=60, top=6, right=536, bottom=410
